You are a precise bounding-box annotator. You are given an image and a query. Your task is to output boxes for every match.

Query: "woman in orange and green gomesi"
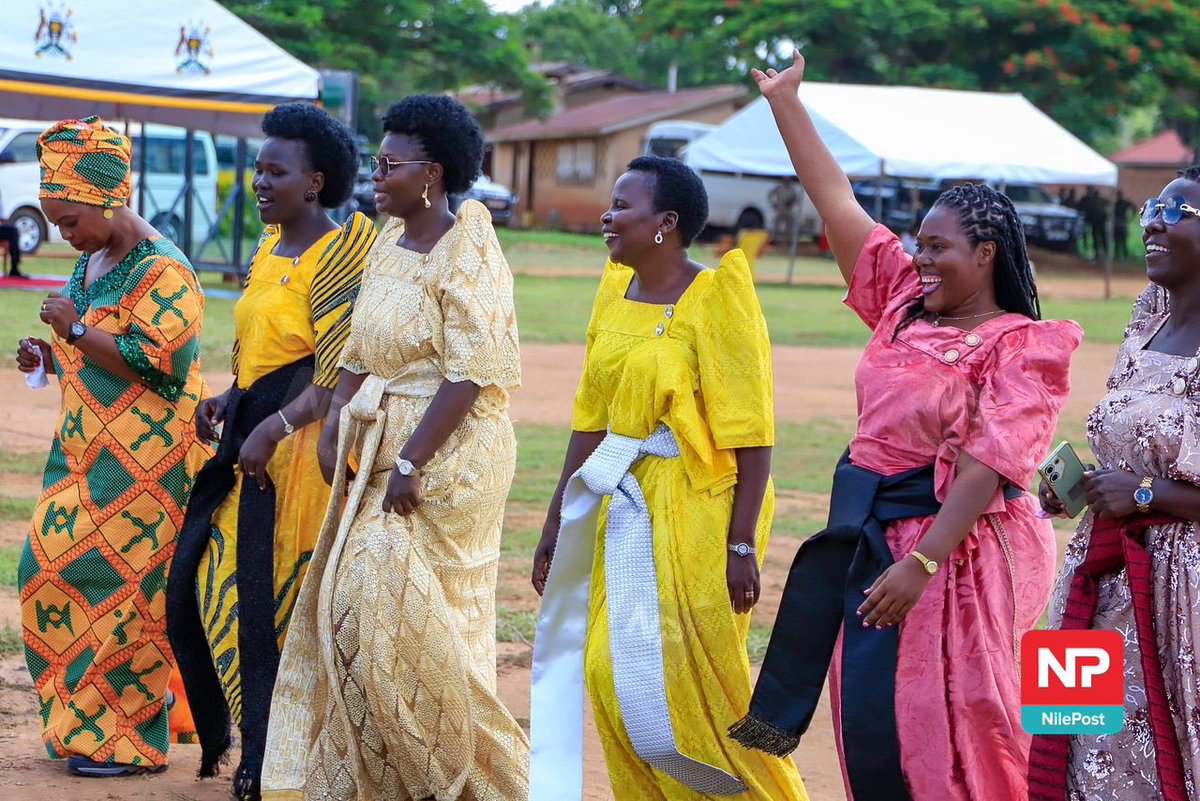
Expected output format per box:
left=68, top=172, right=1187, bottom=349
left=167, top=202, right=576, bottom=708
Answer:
left=14, top=116, right=210, bottom=777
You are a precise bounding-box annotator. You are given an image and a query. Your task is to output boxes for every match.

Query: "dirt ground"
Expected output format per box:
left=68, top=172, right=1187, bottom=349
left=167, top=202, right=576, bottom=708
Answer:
left=0, top=306, right=1125, bottom=800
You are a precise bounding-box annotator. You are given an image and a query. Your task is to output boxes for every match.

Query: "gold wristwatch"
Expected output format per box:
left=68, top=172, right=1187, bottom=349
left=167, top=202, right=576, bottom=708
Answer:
left=908, top=550, right=938, bottom=576
left=1134, top=476, right=1154, bottom=513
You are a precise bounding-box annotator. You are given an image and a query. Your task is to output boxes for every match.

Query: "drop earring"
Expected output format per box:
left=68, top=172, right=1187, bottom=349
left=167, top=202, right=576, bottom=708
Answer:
left=654, top=230, right=664, bottom=245
left=422, top=184, right=431, bottom=209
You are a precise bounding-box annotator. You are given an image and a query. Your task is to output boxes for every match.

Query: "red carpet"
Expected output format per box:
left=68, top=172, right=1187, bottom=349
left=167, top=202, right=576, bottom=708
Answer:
left=0, top=275, right=69, bottom=292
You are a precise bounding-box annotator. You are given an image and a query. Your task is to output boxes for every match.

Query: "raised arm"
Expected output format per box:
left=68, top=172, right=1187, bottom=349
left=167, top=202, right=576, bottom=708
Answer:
left=752, top=50, right=876, bottom=283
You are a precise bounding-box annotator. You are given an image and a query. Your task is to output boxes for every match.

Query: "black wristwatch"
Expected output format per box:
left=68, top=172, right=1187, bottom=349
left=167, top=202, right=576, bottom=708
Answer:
left=66, top=321, right=87, bottom=345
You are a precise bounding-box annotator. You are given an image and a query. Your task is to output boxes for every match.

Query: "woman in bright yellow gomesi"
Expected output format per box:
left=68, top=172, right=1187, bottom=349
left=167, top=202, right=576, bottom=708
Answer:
left=530, top=156, right=808, bottom=800
left=166, top=103, right=374, bottom=801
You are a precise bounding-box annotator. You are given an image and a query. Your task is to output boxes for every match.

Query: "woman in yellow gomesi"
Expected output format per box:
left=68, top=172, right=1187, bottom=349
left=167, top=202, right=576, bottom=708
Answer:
left=530, top=156, right=808, bottom=800
left=167, top=103, right=374, bottom=801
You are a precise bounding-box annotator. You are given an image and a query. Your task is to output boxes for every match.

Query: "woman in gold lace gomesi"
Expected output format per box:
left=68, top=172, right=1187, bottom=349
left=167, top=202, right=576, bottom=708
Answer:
left=261, top=95, right=528, bottom=801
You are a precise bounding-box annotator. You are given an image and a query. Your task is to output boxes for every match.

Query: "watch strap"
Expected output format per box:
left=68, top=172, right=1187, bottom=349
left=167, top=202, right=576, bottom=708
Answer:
left=909, top=550, right=938, bottom=575
left=1136, top=476, right=1154, bottom=513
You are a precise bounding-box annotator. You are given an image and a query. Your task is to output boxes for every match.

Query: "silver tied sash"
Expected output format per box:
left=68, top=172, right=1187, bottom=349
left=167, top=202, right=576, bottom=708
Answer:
left=530, top=425, right=747, bottom=799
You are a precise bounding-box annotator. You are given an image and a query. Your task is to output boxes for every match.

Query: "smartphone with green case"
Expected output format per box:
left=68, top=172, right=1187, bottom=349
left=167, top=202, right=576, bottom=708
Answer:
left=1038, top=441, right=1088, bottom=518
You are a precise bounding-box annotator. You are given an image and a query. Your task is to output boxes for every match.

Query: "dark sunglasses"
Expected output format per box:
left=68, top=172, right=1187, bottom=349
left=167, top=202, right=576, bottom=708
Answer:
left=1139, top=195, right=1200, bottom=228
left=369, top=155, right=432, bottom=177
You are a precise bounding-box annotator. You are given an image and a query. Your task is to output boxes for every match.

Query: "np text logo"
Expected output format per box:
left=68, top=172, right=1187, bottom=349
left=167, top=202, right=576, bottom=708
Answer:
left=1020, top=630, right=1124, bottom=736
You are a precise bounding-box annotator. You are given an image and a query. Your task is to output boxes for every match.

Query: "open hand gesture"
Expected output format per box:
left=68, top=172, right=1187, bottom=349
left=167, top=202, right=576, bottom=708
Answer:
left=751, top=49, right=806, bottom=102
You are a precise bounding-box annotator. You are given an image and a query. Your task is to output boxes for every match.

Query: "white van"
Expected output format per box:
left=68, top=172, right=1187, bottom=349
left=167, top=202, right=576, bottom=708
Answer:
left=0, top=118, right=218, bottom=254
left=643, top=120, right=821, bottom=239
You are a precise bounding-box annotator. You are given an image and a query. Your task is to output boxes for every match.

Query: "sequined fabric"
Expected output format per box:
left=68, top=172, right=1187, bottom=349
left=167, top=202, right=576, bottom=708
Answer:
left=1048, top=284, right=1200, bottom=800
left=261, top=200, right=527, bottom=801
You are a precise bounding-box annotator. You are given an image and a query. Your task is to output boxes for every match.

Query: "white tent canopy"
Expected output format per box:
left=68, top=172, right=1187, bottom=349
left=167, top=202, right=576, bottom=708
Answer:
left=685, top=82, right=1117, bottom=187
left=0, top=0, right=320, bottom=137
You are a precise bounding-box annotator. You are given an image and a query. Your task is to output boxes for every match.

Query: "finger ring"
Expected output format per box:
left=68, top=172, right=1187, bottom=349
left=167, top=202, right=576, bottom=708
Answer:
left=743, top=591, right=754, bottom=598
left=245, top=469, right=255, bottom=476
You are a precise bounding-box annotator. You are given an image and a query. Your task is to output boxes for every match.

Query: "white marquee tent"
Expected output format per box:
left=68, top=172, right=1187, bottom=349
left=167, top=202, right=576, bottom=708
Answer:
left=0, top=0, right=320, bottom=138
left=685, top=82, right=1117, bottom=187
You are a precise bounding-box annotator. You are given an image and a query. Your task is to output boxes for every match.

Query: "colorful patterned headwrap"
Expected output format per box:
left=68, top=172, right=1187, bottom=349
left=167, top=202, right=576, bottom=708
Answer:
left=37, top=116, right=132, bottom=208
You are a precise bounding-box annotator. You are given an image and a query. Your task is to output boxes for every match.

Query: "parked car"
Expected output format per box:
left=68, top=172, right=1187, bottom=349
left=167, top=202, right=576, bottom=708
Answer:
left=644, top=120, right=821, bottom=239
left=0, top=118, right=218, bottom=253
left=447, top=176, right=518, bottom=227
left=852, top=180, right=942, bottom=234
left=1003, top=183, right=1085, bottom=251
left=352, top=153, right=377, bottom=218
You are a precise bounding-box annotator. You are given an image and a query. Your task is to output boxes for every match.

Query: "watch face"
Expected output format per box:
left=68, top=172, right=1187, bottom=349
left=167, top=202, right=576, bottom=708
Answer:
left=1134, top=487, right=1153, bottom=505
left=924, top=561, right=937, bottom=575
left=734, top=543, right=749, bottom=556
left=70, top=322, right=86, bottom=337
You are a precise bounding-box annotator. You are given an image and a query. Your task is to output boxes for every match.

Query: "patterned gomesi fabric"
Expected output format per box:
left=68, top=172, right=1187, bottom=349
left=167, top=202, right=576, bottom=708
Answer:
left=198, top=211, right=375, bottom=726
left=37, top=116, right=133, bottom=209
left=20, top=237, right=209, bottom=767
left=1048, top=284, right=1200, bottom=800
left=262, top=200, right=527, bottom=801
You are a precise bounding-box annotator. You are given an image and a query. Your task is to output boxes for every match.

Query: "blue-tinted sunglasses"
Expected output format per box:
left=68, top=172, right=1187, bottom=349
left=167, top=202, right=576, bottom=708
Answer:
left=1139, top=195, right=1200, bottom=228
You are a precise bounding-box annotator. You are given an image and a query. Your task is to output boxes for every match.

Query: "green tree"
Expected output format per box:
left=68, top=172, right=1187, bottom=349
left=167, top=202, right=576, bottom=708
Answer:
left=219, top=0, right=549, bottom=137
left=623, top=0, right=1200, bottom=150
left=509, top=0, right=742, bottom=90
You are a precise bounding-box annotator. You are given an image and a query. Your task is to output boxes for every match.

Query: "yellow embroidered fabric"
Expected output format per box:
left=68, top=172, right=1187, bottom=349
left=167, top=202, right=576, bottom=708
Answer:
left=197, top=212, right=374, bottom=726
left=261, top=200, right=526, bottom=801
left=573, top=250, right=808, bottom=800
left=231, top=211, right=376, bottom=389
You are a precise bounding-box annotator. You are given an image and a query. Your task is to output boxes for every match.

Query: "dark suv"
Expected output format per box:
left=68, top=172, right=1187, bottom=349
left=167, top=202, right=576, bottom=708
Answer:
left=1004, top=183, right=1084, bottom=251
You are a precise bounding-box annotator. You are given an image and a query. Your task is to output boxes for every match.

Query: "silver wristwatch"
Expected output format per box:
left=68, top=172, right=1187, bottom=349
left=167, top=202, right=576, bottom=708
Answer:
left=727, top=542, right=756, bottom=557
left=276, top=410, right=295, bottom=436
left=394, top=455, right=421, bottom=477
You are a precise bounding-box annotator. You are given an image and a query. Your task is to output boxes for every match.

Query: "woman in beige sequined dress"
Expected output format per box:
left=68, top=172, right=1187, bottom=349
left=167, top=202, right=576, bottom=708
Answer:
left=261, top=95, right=528, bottom=801
left=1040, top=168, right=1200, bottom=800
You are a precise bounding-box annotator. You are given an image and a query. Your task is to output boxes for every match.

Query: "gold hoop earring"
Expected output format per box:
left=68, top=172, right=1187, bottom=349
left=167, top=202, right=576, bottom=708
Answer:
left=103, top=208, right=114, bottom=220
left=422, top=184, right=431, bottom=209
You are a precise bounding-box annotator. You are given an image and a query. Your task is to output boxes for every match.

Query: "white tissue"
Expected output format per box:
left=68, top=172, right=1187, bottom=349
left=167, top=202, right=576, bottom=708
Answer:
left=25, top=360, right=48, bottom=389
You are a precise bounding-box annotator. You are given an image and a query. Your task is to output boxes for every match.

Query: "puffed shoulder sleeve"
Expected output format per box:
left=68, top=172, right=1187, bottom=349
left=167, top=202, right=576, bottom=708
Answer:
left=571, top=262, right=624, bottom=432
left=962, top=320, right=1083, bottom=490
left=115, top=249, right=204, bottom=401
left=844, top=223, right=920, bottom=330
left=695, top=249, right=774, bottom=449
left=436, top=200, right=521, bottom=388
left=309, top=212, right=375, bottom=388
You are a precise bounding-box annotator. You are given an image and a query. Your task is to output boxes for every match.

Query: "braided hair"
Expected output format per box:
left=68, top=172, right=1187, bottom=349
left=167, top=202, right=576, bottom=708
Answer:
left=895, top=183, right=1041, bottom=337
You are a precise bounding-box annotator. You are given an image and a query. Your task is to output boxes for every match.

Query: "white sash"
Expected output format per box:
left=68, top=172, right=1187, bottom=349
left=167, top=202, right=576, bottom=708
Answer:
left=529, top=425, right=747, bottom=799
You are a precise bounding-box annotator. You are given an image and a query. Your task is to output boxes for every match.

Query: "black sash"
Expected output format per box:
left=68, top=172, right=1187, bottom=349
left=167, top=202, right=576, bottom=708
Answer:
left=730, top=450, right=1024, bottom=798
left=166, top=356, right=313, bottom=786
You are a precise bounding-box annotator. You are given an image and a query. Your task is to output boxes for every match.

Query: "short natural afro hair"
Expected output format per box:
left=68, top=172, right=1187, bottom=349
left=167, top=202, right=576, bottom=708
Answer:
left=261, top=102, right=358, bottom=208
left=1179, top=165, right=1200, bottom=182
left=626, top=156, right=709, bottom=246
left=381, top=95, right=484, bottom=195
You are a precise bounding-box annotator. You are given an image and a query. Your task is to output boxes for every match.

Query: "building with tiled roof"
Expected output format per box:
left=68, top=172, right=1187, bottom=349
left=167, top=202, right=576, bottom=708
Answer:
left=487, top=84, right=747, bottom=230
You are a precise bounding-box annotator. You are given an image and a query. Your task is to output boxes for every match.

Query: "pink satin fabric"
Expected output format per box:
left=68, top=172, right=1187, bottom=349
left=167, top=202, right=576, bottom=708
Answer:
left=829, top=225, right=1082, bottom=799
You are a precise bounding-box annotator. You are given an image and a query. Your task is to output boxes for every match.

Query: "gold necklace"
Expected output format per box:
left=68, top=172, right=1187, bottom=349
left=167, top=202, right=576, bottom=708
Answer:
left=931, top=309, right=1004, bottom=327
